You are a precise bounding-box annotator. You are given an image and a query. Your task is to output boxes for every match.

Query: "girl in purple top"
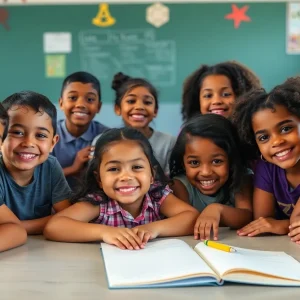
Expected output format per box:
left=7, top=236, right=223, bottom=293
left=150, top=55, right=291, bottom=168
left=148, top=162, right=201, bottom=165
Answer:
left=44, top=127, right=198, bottom=249
left=233, top=77, right=300, bottom=243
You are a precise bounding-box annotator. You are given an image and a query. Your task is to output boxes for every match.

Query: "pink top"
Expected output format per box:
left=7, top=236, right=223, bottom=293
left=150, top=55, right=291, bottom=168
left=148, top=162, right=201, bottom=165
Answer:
left=87, top=183, right=171, bottom=228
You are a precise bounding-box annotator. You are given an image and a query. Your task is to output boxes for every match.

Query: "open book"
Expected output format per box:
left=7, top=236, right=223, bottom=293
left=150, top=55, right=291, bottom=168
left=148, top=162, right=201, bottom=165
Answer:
left=101, top=238, right=300, bottom=289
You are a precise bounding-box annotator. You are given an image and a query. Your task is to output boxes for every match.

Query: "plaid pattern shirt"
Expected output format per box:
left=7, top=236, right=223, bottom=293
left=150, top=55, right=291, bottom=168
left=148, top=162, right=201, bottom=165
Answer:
left=88, top=183, right=171, bottom=228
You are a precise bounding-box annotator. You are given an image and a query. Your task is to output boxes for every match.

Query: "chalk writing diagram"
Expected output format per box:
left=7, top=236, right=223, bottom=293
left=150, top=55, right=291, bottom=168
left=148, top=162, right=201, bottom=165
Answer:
left=79, top=29, right=176, bottom=87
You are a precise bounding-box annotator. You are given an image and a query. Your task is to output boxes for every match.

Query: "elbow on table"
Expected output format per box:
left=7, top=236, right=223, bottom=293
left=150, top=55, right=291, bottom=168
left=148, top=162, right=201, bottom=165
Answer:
left=18, top=225, right=28, bottom=246
left=43, top=218, right=59, bottom=241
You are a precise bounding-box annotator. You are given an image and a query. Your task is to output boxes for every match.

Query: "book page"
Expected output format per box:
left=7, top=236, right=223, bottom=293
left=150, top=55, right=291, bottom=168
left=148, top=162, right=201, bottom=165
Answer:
left=101, top=239, right=218, bottom=287
left=195, top=242, right=300, bottom=282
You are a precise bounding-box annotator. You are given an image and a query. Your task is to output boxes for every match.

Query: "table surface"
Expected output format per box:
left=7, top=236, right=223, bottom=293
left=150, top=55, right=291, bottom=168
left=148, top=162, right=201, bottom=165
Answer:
left=1, top=228, right=300, bottom=300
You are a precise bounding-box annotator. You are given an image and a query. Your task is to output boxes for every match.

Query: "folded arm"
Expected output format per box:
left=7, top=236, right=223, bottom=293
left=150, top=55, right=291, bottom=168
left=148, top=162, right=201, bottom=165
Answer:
left=0, top=205, right=27, bottom=252
left=133, top=193, right=198, bottom=239
left=22, top=199, right=70, bottom=235
left=194, top=176, right=253, bottom=241
left=237, top=188, right=289, bottom=237
left=44, top=201, right=146, bottom=250
left=288, top=199, right=300, bottom=242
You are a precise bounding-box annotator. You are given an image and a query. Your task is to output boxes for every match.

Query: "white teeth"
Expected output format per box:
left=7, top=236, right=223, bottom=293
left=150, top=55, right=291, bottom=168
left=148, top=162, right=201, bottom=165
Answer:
left=200, top=180, right=216, bottom=186
left=131, top=115, right=145, bottom=120
left=211, top=110, right=224, bottom=115
left=73, top=112, right=87, bottom=116
left=19, top=153, right=36, bottom=159
left=118, top=187, right=136, bottom=192
left=275, top=149, right=290, bottom=157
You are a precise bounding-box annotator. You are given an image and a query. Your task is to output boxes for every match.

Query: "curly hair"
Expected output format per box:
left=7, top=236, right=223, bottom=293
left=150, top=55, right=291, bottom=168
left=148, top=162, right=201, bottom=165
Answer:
left=71, top=127, right=168, bottom=204
left=232, top=76, right=300, bottom=161
left=169, top=114, right=248, bottom=194
left=181, top=61, right=261, bottom=121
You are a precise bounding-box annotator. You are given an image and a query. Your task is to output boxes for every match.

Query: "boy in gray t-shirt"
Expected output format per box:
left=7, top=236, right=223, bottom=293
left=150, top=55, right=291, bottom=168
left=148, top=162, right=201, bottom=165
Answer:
left=0, top=91, right=72, bottom=234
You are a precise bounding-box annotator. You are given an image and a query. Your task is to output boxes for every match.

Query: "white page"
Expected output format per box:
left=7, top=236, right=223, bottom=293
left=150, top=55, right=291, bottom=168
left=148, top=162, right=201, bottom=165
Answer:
left=195, top=242, right=300, bottom=281
left=43, top=32, right=72, bottom=53
left=101, top=239, right=217, bottom=287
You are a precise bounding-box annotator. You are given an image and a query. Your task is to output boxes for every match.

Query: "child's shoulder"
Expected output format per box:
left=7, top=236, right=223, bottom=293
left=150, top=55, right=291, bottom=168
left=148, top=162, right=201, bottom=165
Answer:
left=172, top=174, right=190, bottom=187
left=255, top=158, right=281, bottom=174
left=147, top=182, right=171, bottom=203
left=90, top=120, right=109, bottom=133
left=39, top=155, right=61, bottom=171
left=150, top=130, right=176, bottom=146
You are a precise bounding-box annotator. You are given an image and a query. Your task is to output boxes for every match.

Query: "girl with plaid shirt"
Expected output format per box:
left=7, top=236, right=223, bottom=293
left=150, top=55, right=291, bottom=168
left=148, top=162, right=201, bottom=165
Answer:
left=44, top=128, right=198, bottom=250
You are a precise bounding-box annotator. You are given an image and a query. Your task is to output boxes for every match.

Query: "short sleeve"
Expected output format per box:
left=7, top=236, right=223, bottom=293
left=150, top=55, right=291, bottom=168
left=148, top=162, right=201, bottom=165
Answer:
left=254, top=160, right=273, bottom=194
left=158, top=185, right=172, bottom=205
left=51, top=158, right=72, bottom=204
left=148, top=182, right=171, bottom=204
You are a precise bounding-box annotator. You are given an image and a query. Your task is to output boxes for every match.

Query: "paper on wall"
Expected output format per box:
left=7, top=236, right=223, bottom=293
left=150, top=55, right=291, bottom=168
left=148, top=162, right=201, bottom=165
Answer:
left=287, top=3, right=300, bottom=54
left=45, top=54, right=66, bottom=78
left=43, top=32, right=72, bottom=53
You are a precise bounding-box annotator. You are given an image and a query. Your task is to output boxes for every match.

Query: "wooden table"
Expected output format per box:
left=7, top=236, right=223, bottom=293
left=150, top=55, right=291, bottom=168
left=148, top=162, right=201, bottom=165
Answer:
left=1, top=228, right=300, bottom=300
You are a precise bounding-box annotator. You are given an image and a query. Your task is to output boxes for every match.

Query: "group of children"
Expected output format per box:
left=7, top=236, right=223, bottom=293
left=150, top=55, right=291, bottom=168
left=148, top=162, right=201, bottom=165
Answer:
left=1, top=60, right=300, bottom=253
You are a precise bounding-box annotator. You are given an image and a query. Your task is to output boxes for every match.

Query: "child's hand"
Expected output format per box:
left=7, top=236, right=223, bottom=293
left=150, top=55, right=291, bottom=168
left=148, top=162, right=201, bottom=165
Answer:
left=72, top=146, right=95, bottom=172
left=102, top=227, right=144, bottom=250
left=131, top=225, right=155, bottom=245
left=237, top=217, right=288, bottom=236
left=289, top=217, right=300, bottom=243
left=194, top=204, right=222, bottom=241
left=132, top=223, right=159, bottom=245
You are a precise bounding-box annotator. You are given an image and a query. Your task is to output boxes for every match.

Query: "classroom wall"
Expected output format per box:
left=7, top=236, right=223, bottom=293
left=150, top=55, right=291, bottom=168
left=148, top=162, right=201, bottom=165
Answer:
left=0, top=2, right=298, bottom=135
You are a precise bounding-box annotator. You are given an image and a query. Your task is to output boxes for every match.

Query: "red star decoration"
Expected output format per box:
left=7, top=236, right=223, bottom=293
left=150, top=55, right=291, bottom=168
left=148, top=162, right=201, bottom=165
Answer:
left=225, top=4, right=251, bottom=29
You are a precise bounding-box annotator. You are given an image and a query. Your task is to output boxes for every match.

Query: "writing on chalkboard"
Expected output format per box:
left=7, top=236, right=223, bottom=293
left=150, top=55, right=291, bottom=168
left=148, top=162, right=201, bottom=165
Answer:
left=79, top=29, right=176, bottom=86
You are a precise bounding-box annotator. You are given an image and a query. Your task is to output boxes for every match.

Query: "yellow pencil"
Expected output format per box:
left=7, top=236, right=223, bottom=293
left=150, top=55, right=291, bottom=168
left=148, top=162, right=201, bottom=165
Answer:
left=204, top=240, right=236, bottom=253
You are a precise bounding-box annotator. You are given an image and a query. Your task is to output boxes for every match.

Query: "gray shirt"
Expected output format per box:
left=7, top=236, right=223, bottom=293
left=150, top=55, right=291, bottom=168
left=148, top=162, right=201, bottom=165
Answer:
left=173, top=174, right=235, bottom=212
left=148, top=130, right=176, bottom=175
left=0, top=155, right=72, bottom=220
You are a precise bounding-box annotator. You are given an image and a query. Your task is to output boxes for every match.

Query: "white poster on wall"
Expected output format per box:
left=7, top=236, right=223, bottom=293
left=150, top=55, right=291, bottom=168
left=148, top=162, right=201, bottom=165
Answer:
left=43, top=32, right=72, bottom=53
left=287, top=3, right=300, bottom=54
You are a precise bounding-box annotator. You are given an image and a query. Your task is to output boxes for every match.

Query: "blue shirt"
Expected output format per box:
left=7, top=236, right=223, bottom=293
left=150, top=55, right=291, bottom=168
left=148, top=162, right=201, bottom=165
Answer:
left=0, top=155, right=72, bottom=220
left=52, top=119, right=108, bottom=189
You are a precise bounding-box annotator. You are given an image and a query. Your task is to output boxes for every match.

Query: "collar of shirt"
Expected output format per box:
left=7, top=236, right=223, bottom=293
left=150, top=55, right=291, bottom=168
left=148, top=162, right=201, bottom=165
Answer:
left=107, top=193, right=155, bottom=221
left=60, top=120, right=95, bottom=143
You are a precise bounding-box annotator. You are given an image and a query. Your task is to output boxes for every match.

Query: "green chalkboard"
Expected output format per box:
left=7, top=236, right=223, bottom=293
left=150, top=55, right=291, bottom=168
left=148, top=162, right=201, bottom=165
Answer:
left=0, top=3, right=298, bottom=104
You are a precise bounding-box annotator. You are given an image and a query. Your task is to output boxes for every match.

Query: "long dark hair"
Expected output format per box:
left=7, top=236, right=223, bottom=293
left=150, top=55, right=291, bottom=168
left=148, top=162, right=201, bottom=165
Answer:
left=169, top=114, right=247, bottom=194
left=71, top=127, right=168, bottom=204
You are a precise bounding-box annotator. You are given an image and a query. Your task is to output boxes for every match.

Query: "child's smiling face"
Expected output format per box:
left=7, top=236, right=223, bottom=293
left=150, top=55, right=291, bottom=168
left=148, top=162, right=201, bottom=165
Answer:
left=252, top=105, right=300, bottom=171
left=115, top=86, right=157, bottom=130
left=59, top=82, right=101, bottom=132
left=199, top=74, right=235, bottom=118
left=98, top=140, right=153, bottom=217
left=2, top=105, right=58, bottom=180
left=183, top=136, right=229, bottom=195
